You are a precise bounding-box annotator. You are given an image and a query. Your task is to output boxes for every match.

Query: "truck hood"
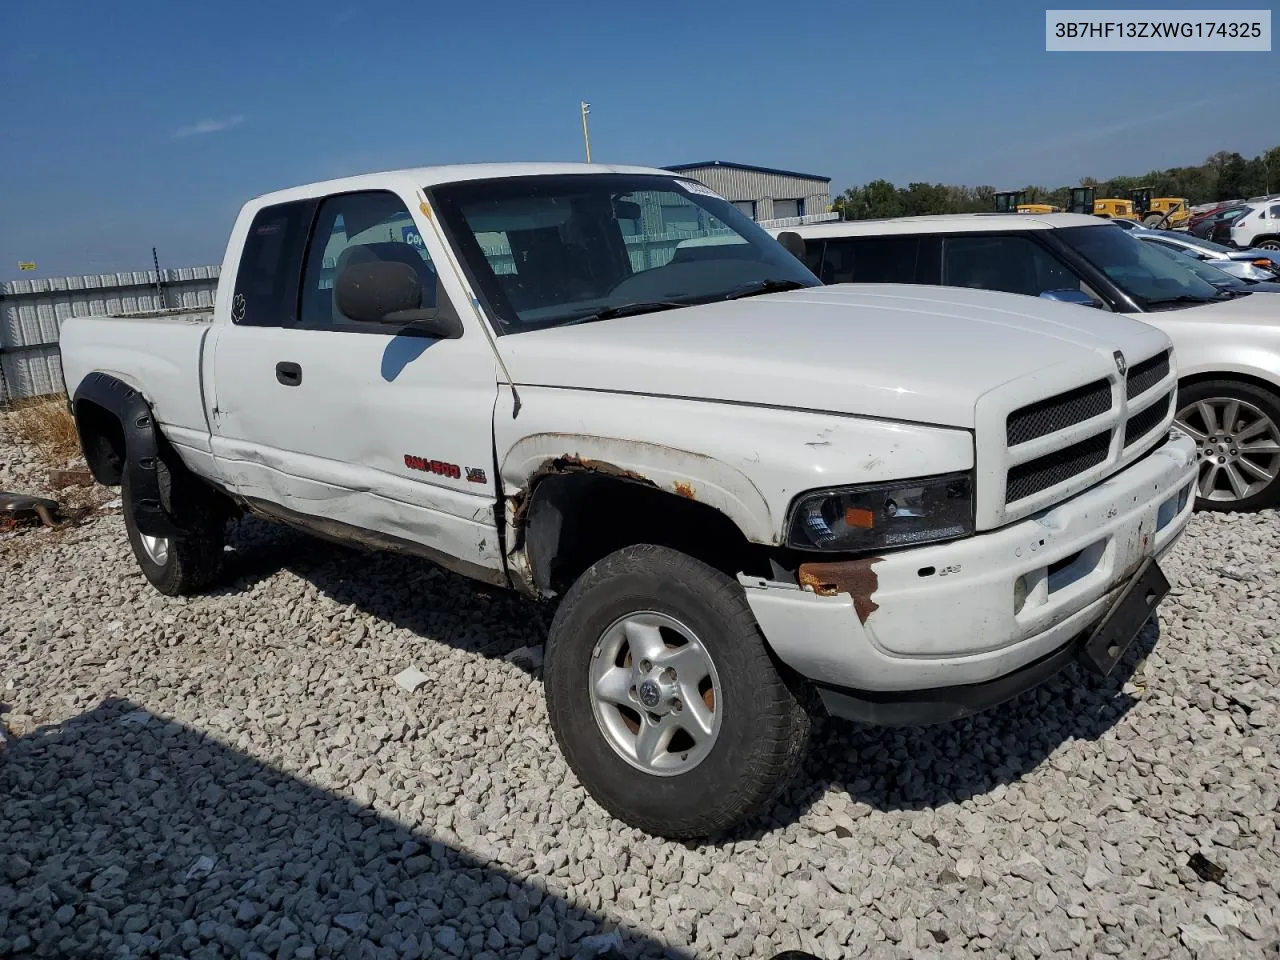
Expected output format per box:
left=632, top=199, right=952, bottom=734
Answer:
left=496, top=283, right=1169, bottom=428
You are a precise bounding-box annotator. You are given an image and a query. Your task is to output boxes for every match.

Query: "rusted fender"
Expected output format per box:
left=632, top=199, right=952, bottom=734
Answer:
left=500, top=433, right=776, bottom=543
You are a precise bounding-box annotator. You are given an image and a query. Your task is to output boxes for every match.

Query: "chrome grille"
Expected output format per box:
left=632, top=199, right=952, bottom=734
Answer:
left=1006, top=379, right=1112, bottom=446
left=1126, top=350, right=1170, bottom=399
left=1124, top=393, right=1172, bottom=447
left=1006, top=431, right=1112, bottom=504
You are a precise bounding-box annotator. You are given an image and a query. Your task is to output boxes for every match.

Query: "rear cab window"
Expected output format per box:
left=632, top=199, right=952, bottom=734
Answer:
left=231, top=201, right=316, bottom=327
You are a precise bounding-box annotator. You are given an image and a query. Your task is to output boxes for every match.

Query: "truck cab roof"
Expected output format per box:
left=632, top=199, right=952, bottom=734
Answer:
left=249, top=162, right=678, bottom=208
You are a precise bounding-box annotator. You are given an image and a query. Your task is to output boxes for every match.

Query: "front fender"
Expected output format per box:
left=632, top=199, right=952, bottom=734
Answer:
left=502, top=431, right=775, bottom=543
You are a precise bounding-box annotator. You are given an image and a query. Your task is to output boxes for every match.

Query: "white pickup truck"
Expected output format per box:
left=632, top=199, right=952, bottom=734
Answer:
left=60, top=163, right=1199, bottom=839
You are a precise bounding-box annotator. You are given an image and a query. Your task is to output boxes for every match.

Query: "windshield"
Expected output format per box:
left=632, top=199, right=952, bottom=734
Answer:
left=1056, top=224, right=1225, bottom=308
left=427, top=173, right=819, bottom=333
left=1145, top=241, right=1249, bottom=292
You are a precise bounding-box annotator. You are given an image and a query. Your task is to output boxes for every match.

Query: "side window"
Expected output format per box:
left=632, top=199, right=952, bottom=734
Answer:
left=1269, top=204, right=1280, bottom=219
left=818, top=237, right=941, bottom=285
left=232, top=200, right=315, bottom=326
left=942, top=235, right=1081, bottom=297
left=299, top=191, right=438, bottom=329
left=800, top=239, right=824, bottom=277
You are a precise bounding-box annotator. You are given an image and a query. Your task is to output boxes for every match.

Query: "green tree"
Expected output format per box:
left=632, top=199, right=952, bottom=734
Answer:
left=1216, top=152, right=1249, bottom=201
left=827, top=144, right=1280, bottom=220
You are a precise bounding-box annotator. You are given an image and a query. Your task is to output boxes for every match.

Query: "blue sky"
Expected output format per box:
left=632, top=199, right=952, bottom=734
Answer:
left=1, top=0, right=1277, bottom=279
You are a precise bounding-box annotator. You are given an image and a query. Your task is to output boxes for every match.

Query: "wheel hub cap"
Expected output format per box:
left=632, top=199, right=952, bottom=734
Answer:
left=588, top=611, right=723, bottom=777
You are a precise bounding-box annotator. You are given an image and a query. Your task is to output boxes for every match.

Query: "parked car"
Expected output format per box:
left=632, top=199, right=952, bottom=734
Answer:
left=1229, top=200, right=1280, bottom=251
left=1190, top=204, right=1251, bottom=244
left=1186, top=202, right=1231, bottom=232
left=59, top=165, right=1197, bottom=840
left=1129, top=227, right=1280, bottom=281
left=772, top=213, right=1280, bottom=511
left=1141, top=239, right=1280, bottom=294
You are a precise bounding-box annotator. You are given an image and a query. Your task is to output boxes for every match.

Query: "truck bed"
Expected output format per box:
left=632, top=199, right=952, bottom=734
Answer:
left=60, top=309, right=216, bottom=460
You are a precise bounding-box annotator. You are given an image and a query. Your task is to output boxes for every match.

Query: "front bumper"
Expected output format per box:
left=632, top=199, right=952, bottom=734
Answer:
left=741, top=430, right=1198, bottom=720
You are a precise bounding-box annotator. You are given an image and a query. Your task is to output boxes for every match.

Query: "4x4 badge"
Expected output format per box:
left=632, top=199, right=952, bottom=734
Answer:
left=1114, top=350, right=1127, bottom=376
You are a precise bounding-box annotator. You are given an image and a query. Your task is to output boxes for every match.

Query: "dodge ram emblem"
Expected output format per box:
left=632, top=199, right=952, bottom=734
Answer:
left=637, top=680, right=661, bottom=708
left=1113, top=350, right=1127, bottom=376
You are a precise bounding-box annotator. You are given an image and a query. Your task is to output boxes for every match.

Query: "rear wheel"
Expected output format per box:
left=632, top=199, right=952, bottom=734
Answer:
left=1143, top=214, right=1164, bottom=227
left=122, top=443, right=227, bottom=595
left=544, top=544, right=810, bottom=839
left=1255, top=238, right=1280, bottom=251
left=1175, top=380, right=1280, bottom=512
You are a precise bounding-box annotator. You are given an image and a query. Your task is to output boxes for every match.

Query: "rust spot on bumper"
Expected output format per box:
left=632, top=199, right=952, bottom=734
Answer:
left=798, top=557, right=883, bottom=624
left=673, top=480, right=695, bottom=499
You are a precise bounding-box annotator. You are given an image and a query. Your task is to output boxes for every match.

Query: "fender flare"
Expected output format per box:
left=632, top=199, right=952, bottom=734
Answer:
left=71, top=372, right=186, bottom=538
left=501, top=432, right=776, bottom=543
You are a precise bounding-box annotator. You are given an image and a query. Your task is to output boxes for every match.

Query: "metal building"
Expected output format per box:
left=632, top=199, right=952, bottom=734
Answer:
left=663, top=160, right=834, bottom=226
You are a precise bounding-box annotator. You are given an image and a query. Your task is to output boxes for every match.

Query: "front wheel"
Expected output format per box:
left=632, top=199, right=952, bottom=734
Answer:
left=1175, top=379, right=1280, bottom=512
left=544, top=544, right=810, bottom=839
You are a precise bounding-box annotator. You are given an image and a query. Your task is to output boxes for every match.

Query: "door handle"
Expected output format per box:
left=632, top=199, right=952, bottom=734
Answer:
left=275, top=362, right=302, bottom=387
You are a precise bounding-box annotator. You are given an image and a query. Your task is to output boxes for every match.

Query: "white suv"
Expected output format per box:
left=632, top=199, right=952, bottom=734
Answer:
left=773, top=213, right=1280, bottom=511
left=1230, top=200, right=1280, bottom=251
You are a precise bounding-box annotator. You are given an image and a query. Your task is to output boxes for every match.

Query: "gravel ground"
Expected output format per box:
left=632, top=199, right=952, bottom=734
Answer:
left=1, top=414, right=1278, bottom=959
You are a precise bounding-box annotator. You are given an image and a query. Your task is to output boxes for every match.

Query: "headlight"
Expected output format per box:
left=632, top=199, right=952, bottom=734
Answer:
left=1240, top=264, right=1271, bottom=281
left=785, top=473, right=974, bottom=552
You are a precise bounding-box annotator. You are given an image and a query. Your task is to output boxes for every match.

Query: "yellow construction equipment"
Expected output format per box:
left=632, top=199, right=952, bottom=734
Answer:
left=1069, top=187, right=1140, bottom=221
left=995, top=191, right=1061, bottom=214
left=1131, top=187, right=1191, bottom=229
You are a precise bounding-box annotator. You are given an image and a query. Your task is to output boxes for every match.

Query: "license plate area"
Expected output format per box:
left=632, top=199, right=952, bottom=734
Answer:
left=1081, top=557, right=1169, bottom=676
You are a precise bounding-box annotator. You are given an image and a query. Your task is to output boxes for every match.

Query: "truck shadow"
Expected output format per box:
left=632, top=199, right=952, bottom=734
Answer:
left=217, top=517, right=551, bottom=674
left=0, top=698, right=687, bottom=959
left=218, top=516, right=1155, bottom=830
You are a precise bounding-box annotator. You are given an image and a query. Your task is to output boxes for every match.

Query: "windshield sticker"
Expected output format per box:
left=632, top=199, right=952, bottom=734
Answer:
left=675, top=179, right=726, bottom=200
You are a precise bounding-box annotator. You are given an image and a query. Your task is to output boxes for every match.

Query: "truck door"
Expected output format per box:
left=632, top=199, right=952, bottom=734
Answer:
left=207, top=189, right=504, bottom=581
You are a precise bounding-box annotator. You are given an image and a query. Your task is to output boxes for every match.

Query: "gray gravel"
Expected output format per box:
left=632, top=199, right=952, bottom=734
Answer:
left=1, top=419, right=1278, bottom=958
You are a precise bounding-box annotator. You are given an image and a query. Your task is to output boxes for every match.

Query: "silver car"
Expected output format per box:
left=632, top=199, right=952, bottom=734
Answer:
left=1130, top=227, right=1280, bottom=281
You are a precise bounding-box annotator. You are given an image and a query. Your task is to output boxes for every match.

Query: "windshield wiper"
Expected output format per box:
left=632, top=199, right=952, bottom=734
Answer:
left=1144, top=294, right=1220, bottom=308
left=719, top=278, right=811, bottom=301
left=558, top=299, right=694, bottom=326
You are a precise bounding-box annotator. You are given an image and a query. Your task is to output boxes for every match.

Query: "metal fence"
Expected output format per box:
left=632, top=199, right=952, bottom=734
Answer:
left=0, top=267, right=220, bottom=403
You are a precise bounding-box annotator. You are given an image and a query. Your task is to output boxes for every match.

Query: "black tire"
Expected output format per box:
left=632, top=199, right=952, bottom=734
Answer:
left=1143, top=214, right=1163, bottom=227
left=1176, top=379, right=1280, bottom=513
left=544, top=544, right=811, bottom=839
left=1254, top=237, right=1280, bottom=251
left=122, top=441, right=226, bottom=595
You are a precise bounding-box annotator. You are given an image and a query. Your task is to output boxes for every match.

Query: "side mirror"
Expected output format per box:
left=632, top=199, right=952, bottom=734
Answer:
left=776, top=231, right=806, bottom=262
left=335, top=261, right=463, bottom=338
left=1040, top=288, right=1104, bottom=309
